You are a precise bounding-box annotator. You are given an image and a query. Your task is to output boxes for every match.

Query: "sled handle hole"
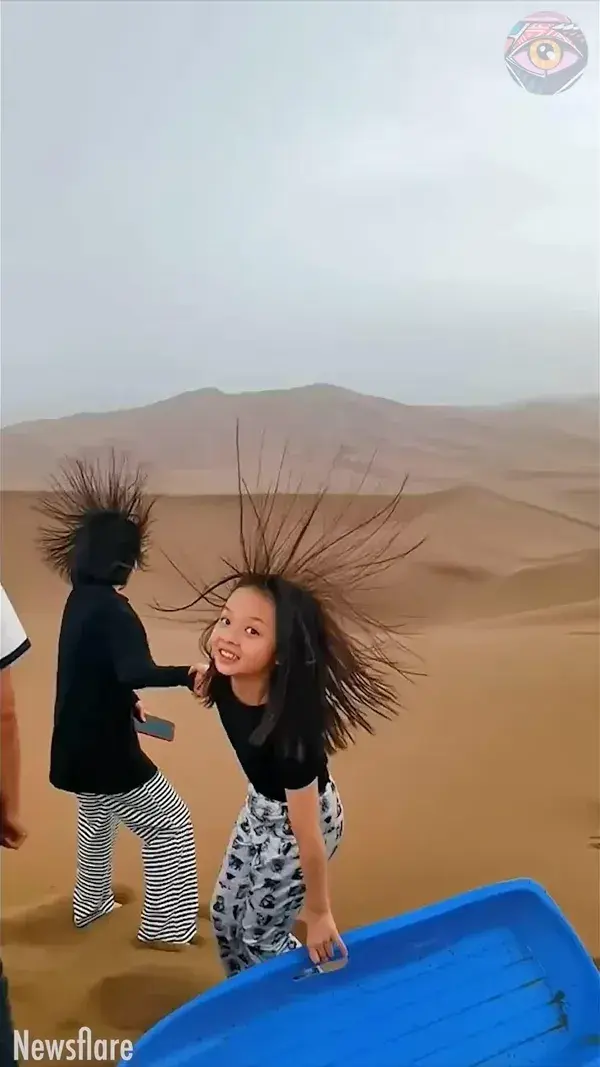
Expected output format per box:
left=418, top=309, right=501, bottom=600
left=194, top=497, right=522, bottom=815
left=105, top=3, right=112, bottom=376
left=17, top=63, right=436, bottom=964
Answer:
left=293, top=956, right=349, bottom=981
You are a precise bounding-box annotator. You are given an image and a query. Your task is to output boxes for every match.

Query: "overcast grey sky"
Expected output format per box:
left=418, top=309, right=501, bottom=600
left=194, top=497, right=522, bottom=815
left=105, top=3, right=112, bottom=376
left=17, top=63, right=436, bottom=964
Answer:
left=1, top=0, right=598, bottom=424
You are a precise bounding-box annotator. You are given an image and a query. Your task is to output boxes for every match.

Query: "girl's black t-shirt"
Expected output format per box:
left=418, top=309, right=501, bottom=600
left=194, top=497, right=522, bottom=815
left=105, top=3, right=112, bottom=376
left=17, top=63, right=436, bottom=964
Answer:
left=213, top=675, right=329, bottom=802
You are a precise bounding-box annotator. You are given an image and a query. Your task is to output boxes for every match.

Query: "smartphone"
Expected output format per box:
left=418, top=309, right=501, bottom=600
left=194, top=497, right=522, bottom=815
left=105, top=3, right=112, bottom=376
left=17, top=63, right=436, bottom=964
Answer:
left=134, top=714, right=175, bottom=742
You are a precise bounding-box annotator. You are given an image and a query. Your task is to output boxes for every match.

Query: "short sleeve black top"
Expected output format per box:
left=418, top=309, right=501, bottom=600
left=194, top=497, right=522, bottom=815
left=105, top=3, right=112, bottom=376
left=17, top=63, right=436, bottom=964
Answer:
left=212, top=674, right=330, bottom=802
left=50, top=583, right=194, bottom=795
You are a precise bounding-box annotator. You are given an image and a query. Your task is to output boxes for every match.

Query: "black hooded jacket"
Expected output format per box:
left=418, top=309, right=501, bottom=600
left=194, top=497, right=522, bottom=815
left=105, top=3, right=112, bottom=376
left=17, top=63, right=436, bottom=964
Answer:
left=49, top=516, right=194, bottom=794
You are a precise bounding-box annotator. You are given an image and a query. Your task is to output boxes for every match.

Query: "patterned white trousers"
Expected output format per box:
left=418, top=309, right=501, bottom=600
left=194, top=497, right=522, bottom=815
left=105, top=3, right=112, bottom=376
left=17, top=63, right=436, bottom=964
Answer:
left=74, top=770, right=199, bottom=944
left=210, top=779, right=344, bottom=976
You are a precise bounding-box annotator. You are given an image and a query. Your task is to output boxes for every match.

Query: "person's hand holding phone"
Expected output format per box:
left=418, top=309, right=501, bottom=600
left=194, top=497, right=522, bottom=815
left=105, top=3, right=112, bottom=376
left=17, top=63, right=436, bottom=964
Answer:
left=133, top=695, right=147, bottom=722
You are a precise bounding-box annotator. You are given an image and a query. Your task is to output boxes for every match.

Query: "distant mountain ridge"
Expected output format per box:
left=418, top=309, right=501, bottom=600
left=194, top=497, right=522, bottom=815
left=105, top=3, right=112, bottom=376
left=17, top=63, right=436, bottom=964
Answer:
left=1, top=385, right=598, bottom=511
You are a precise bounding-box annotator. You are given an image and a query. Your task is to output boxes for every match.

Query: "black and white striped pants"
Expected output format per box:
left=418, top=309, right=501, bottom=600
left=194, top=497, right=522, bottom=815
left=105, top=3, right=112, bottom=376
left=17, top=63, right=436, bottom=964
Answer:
left=75, top=770, right=199, bottom=944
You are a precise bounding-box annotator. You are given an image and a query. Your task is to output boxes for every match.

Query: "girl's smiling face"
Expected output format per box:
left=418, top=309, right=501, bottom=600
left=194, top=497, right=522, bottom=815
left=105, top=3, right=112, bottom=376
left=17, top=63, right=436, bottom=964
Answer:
left=210, top=585, right=276, bottom=679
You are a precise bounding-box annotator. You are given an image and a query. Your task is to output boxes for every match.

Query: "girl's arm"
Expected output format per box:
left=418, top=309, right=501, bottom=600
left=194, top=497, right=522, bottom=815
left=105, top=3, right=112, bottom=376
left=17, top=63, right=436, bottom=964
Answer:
left=286, top=780, right=346, bottom=964
left=106, top=597, right=195, bottom=691
left=287, top=780, right=330, bottom=914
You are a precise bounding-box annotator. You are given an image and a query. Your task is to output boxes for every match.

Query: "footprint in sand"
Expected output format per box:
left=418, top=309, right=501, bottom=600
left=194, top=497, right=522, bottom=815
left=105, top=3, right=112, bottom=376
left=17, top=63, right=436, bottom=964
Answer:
left=197, top=902, right=211, bottom=923
left=1, top=885, right=137, bottom=947
left=2, top=890, right=212, bottom=953
left=87, top=967, right=212, bottom=1034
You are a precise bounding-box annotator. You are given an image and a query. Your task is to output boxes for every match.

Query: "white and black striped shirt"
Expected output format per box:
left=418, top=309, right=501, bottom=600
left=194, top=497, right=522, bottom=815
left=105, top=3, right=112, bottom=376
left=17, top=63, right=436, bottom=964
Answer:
left=0, top=585, right=31, bottom=671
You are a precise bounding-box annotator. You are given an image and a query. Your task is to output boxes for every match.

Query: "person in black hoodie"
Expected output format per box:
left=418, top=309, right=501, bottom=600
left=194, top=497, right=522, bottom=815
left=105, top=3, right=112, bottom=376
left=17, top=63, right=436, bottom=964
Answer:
left=36, top=452, right=201, bottom=947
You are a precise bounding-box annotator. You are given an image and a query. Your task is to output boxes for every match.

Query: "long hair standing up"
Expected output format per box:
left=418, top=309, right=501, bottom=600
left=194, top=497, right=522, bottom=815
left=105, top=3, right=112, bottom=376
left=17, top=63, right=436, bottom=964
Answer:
left=158, top=426, right=425, bottom=757
left=35, top=450, right=156, bottom=587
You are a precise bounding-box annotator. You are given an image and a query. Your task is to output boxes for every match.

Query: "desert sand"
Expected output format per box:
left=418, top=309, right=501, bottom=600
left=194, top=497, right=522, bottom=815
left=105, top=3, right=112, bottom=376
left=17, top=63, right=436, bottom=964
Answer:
left=1, top=473, right=598, bottom=1058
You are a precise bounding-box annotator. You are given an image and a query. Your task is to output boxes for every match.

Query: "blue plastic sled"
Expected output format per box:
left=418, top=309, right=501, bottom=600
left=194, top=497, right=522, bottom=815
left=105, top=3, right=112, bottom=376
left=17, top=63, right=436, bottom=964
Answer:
left=122, top=878, right=600, bottom=1067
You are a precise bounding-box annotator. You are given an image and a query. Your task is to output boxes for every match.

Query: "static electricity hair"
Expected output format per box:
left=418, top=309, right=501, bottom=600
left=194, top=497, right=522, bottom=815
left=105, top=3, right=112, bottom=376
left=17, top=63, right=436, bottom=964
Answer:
left=158, top=426, right=424, bottom=756
left=35, top=450, right=155, bottom=587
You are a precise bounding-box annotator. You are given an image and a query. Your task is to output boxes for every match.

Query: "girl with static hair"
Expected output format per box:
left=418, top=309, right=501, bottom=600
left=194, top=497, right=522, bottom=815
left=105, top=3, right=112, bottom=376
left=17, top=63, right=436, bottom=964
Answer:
left=165, top=435, right=422, bottom=975
left=36, top=453, right=201, bottom=948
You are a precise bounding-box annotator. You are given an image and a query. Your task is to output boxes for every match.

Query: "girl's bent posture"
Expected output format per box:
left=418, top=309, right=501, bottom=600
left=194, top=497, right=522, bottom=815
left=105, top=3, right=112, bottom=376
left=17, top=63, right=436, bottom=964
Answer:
left=167, top=434, right=422, bottom=975
left=36, top=453, right=201, bottom=947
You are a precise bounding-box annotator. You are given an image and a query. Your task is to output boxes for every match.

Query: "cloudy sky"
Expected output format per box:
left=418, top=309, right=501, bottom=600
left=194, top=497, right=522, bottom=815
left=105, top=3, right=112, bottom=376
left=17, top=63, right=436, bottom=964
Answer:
left=1, top=0, right=597, bottom=423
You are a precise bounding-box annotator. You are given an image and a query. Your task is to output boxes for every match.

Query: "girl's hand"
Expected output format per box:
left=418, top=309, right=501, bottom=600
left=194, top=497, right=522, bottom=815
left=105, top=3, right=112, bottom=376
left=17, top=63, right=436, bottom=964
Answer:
left=303, top=907, right=347, bottom=966
left=189, top=663, right=208, bottom=697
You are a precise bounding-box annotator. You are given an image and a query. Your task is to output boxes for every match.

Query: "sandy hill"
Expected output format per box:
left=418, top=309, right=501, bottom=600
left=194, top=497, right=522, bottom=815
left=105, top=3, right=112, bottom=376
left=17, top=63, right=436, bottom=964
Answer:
left=1, top=386, right=598, bottom=515
left=2, top=486, right=598, bottom=629
left=2, top=383, right=597, bottom=625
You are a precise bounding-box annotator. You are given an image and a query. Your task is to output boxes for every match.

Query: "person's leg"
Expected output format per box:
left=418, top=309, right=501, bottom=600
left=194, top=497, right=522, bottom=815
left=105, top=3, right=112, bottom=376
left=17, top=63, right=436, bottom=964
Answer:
left=209, top=802, right=255, bottom=977
left=73, top=794, right=119, bottom=927
left=107, top=771, right=199, bottom=945
left=239, top=781, right=344, bottom=969
left=0, top=958, right=17, bottom=1067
